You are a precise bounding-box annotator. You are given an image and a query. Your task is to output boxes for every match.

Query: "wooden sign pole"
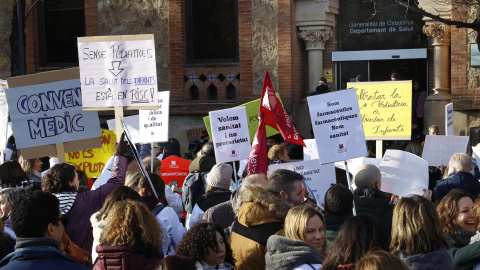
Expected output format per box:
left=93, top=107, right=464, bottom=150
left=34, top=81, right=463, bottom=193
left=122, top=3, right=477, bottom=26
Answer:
left=376, top=140, right=383, bottom=159
left=55, top=143, right=67, bottom=163
left=114, top=107, right=124, bottom=143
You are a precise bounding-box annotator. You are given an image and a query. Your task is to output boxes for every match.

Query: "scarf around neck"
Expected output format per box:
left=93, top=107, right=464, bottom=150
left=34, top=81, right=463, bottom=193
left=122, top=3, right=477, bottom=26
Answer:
left=452, top=226, right=476, bottom=246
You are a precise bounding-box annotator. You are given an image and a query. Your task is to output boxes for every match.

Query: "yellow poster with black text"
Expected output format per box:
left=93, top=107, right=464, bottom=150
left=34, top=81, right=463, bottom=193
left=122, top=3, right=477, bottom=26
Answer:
left=347, top=81, right=411, bottom=140
left=65, top=130, right=117, bottom=178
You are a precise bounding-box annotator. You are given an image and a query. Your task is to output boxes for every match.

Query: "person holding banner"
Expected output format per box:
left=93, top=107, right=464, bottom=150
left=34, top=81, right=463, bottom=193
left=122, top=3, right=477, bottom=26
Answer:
left=43, top=133, right=128, bottom=251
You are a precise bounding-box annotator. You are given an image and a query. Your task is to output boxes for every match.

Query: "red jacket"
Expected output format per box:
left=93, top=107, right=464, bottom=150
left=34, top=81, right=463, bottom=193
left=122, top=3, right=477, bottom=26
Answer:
left=93, top=244, right=161, bottom=270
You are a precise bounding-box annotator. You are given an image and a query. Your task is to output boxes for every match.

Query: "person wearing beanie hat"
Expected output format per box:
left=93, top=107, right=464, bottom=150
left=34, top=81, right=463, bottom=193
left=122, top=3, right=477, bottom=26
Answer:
left=188, top=163, right=233, bottom=229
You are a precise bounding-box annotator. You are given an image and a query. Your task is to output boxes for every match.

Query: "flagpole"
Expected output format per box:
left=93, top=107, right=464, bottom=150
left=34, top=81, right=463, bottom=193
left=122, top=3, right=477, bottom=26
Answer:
left=233, top=162, right=239, bottom=191
left=151, top=142, right=154, bottom=173
left=344, top=161, right=357, bottom=216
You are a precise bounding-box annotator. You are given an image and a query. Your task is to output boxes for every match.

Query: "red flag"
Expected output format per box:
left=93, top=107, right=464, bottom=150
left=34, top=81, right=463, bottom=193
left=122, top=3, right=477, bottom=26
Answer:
left=261, top=72, right=305, bottom=147
left=247, top=117, right=268, bottom=175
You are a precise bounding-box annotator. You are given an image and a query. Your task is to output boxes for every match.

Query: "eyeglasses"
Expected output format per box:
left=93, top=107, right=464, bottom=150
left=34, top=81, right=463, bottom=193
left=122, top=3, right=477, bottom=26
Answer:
left=53, top=215, right=68, bottom=226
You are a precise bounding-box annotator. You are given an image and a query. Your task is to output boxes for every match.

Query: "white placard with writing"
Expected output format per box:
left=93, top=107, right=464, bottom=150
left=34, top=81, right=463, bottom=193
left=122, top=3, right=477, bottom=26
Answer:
left=268, top=160, right=336, bottom=206
left=78, top=37, right=158, bottom=108
left=139, top=91, right=170, bottom=143
left=209, top=107, right=251, bottom=163
left=422, top=135, right=469, bottom=166
left=446, top=103, right=454, bottom=136
left=380, top=150, right=428, bottom=197
left=0, top=80, right=8, bottom=152
left=335, top=157, right=382, bottom=174
left=307, top=89, right=367, bottom=164
left=5, top=79, right=101, bottom=149
left=303, top=139, right=319, bottom=161
left=107, top=115, right=141, bottom=144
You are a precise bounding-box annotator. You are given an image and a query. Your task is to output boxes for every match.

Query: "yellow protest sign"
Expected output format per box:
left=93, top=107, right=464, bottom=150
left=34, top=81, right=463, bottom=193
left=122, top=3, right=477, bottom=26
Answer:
left=65, top=130, right=116, bottom=178
left=203, top=94, right=281, bottom=141
left=347, top=81, right=412, bottom=140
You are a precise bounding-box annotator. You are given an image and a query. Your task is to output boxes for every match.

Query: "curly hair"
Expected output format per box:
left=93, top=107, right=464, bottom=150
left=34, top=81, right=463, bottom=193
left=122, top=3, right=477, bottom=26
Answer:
left=284, top=205, right=328, bottom=253
left=0, top=160, right=29, bottom=187
left=101, top=199, right=163, bottom=252
left=96, top=186, right=142, bottom=220
left=437, top=189, right=475, bottom=236
left=176, top=222, right=235, bottom=266
left=43, top=163, right=77, bottom=193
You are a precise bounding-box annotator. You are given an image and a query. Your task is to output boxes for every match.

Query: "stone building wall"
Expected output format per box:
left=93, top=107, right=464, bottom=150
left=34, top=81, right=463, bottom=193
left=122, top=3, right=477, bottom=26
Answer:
left=0, top=0, right=14, bottom=79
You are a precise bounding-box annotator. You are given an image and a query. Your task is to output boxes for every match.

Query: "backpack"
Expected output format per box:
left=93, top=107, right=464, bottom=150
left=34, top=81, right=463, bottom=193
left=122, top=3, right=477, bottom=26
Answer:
left=60, top=229, right=92, bottom=265
left=182, top=172, right=206, bottom=214
left=151, top=204, right=167, bottom=216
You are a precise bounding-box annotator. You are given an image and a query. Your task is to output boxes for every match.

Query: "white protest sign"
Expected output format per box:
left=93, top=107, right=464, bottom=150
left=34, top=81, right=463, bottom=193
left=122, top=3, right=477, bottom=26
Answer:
left=422, top=135, right=469, bottom=166
left=307, top=88, right=367, bottom=164
left=303, top=139, right=319, bottom=161
left=380, top=150, right=428, bottom=197
left=0, top=80, right=8, bottom=152
left=6, top=79, right=101, bottom=149
left=209, top=107, right=251, bottom=163
left=139, top=91, right=170, bottom=143
left=107, top=115, right=142, bottom=144
left=473, top=146, right=480, bottom=160
left=336, top=157, right=382, bottom=174
left=446, top=103, right=454, bottom=136
left=77, top=35, right=158, bottom=109
left=268, top=160, right=336, bottom=206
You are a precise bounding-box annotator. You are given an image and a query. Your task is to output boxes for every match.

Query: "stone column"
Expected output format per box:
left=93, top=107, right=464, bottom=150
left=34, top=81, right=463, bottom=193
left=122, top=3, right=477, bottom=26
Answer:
left=298, top=28, right=333, bottom=92
left=422, top=23, right=451, bottom=134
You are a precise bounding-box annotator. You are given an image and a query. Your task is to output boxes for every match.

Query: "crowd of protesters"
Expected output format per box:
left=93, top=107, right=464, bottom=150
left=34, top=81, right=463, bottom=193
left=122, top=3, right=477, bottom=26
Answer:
left=0, top=124, right=479, bottom=270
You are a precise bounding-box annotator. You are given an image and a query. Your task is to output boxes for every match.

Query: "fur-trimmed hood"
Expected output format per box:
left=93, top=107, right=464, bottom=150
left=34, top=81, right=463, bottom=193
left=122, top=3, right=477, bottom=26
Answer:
left=90, top=211, right=106, bottom=243
left=236, top=186, right=293, bottom=227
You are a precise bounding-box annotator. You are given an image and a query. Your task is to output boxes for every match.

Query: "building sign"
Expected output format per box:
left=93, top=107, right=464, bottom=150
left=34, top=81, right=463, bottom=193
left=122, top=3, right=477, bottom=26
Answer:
left=338, top=0, right=427, bottom=51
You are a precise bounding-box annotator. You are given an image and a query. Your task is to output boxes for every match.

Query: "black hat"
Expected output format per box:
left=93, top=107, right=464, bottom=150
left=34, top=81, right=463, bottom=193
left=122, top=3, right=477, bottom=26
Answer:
left=320, top=77, right=327, bottom=83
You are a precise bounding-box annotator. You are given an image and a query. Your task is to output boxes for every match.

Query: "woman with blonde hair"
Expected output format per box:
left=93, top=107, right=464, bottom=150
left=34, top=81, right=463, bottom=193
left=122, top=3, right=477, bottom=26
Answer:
left=390, top=195, right=452, bottom=269
left=18, top=155, right=44, bottom=183
left=265, top=205, right=326, bottom=270
left=94, top=199, right=164, bottom=270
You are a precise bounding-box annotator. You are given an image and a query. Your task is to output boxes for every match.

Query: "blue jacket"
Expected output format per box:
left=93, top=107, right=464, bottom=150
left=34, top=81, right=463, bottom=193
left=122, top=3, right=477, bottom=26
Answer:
left=433, top=172, right=480, bottom=201
left=0, top=237, right=88, bottom=270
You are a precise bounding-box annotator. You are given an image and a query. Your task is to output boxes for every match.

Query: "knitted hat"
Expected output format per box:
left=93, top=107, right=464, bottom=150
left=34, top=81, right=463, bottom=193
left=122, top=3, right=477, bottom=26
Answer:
left=207, top=163, right=232, bottom=190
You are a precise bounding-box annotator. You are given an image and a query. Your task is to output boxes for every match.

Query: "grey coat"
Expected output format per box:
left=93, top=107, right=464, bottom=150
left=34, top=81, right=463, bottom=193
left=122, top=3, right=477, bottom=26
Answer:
left=265, top=235, right=324, bottom=270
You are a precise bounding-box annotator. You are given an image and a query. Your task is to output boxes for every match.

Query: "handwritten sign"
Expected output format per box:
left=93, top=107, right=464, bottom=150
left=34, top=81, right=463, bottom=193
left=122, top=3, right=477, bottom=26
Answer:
left=0, top=80, right=8, bottom=154
left=6, top=79, right=101, bottom=150
left=107, top=115, right=141, bottom=144
left=268, top=160, right=336, bottom=206
left=77, top=35, right=159, bottom=109
left=308, top=89, right=367, bottom=164
left=446, top=103, right=454, bottom=136
left=347, top=81, right=412, bottom=140
left=203, top=94, right=281, bottom=141
left=66, top=130, right=116, bottom=178
left=380, top=150, right=428, bottom=197
left=139, top=91, right=170, bottom=143
left=209, top=107, right=251, bottom=163
left=422, top=135, right=469, bottom=166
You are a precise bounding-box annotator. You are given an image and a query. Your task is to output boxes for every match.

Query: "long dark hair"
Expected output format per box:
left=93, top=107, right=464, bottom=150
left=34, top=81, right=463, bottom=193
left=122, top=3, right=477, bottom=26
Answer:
left=0, top=160, right=29, bottom=187
left=321, top=214, right=388, bottom=270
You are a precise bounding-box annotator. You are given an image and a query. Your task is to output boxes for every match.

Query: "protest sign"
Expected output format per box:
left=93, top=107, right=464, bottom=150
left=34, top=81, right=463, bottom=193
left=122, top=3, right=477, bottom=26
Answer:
left=209, top=107, right=251, bottom=163
left=0, top=80, right=8, bottom=154
left=422, top=135, right=469, bottom=166
left=139, top=91, right=170, bottom=143
left=473, top=146, right=480, bottom=160
left=335, top=157, right=382, bottom=174
left=203, top=94, right=281, bottom=141
left=308, top=88, right=367, bottom=164
left=303, top=139, right=319, bottom=161
left=6, top=68, right=101, bottom=159
left=77, top=34, right=159, bottom=110
left=66, top=130, right=116, bottom=178
left=446, top=103, right=454, bottom=136
left=347, top=81, right=412, bottom=140
left=380, top=150, right=428, bottom=197
left=107, top=115, right=141, bottom=144
left=268, top=160, right=336, bottom=206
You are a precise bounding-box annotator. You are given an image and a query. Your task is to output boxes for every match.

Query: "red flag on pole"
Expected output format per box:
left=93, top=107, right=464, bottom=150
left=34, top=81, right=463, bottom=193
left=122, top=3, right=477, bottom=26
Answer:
left=248, top=71, right=306, bottom=175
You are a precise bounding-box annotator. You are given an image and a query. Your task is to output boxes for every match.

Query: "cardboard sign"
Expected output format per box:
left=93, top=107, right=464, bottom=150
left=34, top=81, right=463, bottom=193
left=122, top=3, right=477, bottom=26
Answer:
left=66, top=130, right=116, bottom=178
left=209, top=107, right=251, bottom=163
left=0, top=80, right=8, bottom=153
left=347, top=81, right=412, bottom=140
left=446, top=103, right=454, bottom=136
left=303, top=139, right=319, bottom=161
left=422, top=135, right=469, bottom=166
left=107, top=115, right=141, bottom=144
left=77, top=35, right=159, bottom=110
left=139, top=91, right=170, bottom=143
left=380, top=150, right=428, bottom=197
left=268, top=160, right=336, bottom=206
left=6, top=69, right=102, bottom=158
left=308, top=88, right=367, bottom=164
left=203, top=94, right=282, bottom=141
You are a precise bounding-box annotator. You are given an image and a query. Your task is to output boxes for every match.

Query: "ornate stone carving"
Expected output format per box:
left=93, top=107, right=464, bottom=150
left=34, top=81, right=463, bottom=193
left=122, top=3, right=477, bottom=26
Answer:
left=423, top=23, right=451, bottom=45
left=298, top=28, right=333, bottom=50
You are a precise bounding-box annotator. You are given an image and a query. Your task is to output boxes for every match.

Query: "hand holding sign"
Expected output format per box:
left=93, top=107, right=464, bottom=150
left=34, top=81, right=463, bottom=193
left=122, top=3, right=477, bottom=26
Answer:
left=114, top=132, right=128, bottom=156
